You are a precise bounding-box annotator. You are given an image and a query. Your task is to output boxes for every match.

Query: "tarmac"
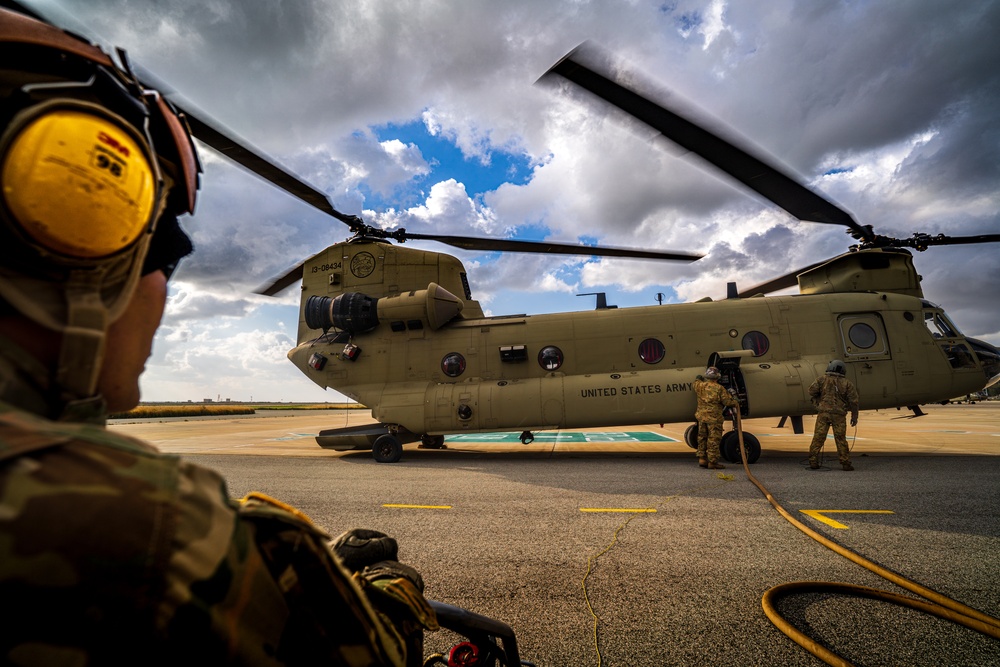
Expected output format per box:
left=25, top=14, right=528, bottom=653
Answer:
left=110, top=402, right=1000, bottom=666
left=110, top=401, right=1000, bottom=458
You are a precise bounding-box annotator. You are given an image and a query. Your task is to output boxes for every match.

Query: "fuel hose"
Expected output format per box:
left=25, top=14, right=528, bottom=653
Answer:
left=731, top=412, right=1000, bottom=666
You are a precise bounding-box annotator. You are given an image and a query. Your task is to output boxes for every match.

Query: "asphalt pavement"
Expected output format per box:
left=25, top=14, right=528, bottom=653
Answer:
left=111, top=403, right=1000, bottom=666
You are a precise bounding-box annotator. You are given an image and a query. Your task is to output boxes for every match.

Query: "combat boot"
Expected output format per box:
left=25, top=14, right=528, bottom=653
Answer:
left=698, top=458, right=708, bottom=468
left=707, top=461, right=725, bottom=470
left=809, top=461, right=819, bottom=469
left=842, top=462, right=854, bottom=471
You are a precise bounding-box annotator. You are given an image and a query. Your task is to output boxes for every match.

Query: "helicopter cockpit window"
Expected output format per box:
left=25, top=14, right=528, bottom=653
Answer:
left=638, top=338, right=665, bottom=364
left=441, top=352, right=466, bottom=377
left=741, top=331, right=769, bottom=357
left=924, top=311, right=960, bottom=339
left=538, top=345, right=564, bottom=371
left=942, top=343, right=977, bottom=369
left=848, top=323, right=877, bottom=349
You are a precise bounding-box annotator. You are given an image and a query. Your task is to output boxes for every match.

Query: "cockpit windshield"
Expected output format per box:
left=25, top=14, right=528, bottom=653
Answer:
left=923, top=308, right=961, bottom=339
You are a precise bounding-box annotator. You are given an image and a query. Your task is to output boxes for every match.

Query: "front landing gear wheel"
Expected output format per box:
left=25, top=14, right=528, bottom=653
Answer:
left=683, top=424, right=699, bottom=449
left=373, top=434, right=402, bottom=463
left=720, top=431, right=761, bottom=464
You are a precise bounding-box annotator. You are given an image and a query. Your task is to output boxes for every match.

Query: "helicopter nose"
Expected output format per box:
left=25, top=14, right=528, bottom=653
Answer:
left=967, top=337, right=1000, bottom=387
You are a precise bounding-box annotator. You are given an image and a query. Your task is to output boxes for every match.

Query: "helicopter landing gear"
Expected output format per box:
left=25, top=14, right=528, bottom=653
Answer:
left=419, top=434, right=447, bottom=449
left=683, top=424, right=699, bottom=449
left=373, top=434, right=402, bottom=463
left=519, top=431, right=534, bottom=444
left=720, top=430, right=760, bottom=464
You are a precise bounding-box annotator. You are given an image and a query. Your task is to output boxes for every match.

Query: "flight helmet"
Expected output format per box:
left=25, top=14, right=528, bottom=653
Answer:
left=0, top=7, right=200, bottom=401
left=826, top=359, right=847, bottom=376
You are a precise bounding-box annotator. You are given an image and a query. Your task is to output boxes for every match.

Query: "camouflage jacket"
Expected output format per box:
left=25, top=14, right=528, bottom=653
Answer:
left=808, top=373, right=860, bottom=419
left=0, top=337, right=407, bottom=666
left=693, top=378, right=738, bottom=422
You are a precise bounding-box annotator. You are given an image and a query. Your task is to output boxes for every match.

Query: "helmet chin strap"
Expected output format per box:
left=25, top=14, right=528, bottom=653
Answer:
left=56, top=271, right=110, bottom=401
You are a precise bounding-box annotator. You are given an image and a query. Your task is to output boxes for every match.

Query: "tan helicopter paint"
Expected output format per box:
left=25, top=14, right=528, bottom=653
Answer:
left=287, top=241, right=993, bottom=446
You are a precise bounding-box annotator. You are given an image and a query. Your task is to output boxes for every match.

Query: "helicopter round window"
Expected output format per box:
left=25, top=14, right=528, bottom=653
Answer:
left=849, top=323, right=878, bottom=349
left=441, top=352, right=466, bottom=377
left=538, top=345, right=564, bottom=371
left=638, top=338, right=665, bottom=364
left=741, top=331, right=769, bottom=357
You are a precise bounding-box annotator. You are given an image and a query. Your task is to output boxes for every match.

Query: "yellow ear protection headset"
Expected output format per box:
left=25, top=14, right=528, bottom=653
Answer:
left=2, top=99, right=158, bottom=260
left=0, top=7, right=199, bottom=408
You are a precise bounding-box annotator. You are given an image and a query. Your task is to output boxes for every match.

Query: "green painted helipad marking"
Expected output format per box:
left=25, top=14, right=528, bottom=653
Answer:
left=800, top=509, right=895, bottom=530
left=444, top=431, right=676, bottom=443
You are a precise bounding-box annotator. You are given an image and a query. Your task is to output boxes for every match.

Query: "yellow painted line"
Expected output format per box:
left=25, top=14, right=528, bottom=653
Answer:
left=800, top=509, right=895, bottom=530
left=382, top=503, right=452, bottom=510
left=580, top=508, right=657, bottom=513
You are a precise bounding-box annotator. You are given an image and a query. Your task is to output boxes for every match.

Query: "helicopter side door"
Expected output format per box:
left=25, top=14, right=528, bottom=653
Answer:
left=837, top=312, right=896, bottom=403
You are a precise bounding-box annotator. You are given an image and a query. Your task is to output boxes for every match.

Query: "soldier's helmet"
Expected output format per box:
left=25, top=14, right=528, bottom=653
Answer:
left=704, top=366, right=721, bottom=380
left=826, top=359, right=847, bottom=376
left=0, top=7, right=200, bottom=400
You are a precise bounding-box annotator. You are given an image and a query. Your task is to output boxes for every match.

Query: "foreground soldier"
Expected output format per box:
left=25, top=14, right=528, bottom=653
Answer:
left=0, top=8, right=433, bottom=665
left=807, top=359, right=860, bottom=471
left=692, top=366, right=738, bottom=469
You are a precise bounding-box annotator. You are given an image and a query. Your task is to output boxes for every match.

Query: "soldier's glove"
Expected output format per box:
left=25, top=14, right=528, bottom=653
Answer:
left=728, top=387, right=738, bottom=397
left=850, top=416, right=858, bottom=427
left=332, top=529, right=439, bottom=657
left=358, top=560, right=438, bottom=631
left=332, top=528, right=399, bottom=571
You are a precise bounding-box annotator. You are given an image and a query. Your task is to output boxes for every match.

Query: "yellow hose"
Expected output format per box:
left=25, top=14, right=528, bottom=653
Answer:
left=732, top=412, right=1000, bottom=665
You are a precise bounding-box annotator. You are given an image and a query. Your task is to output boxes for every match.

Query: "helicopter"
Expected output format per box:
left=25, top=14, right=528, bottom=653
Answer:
left=239, top=51, right=999, bottom=463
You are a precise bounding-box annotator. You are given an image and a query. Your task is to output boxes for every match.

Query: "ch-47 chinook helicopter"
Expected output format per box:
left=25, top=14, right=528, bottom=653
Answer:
left=242, top=52, right=1000, bottom=463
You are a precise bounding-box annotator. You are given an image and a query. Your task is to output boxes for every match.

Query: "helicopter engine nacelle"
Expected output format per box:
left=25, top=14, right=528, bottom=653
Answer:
left=305, top=282, right=464, bottom=335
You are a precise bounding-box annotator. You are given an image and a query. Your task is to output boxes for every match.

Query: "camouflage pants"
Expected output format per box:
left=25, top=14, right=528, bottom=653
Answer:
left=696, top=419, right=724, bottom=463
left=809, top=413, right=851, bottom=465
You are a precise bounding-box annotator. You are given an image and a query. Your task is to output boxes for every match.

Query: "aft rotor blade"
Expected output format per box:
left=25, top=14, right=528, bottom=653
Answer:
left=736, top=259, right=828, bottom=298
left=403, top=232, right=703, bottom=262
left=130, top=65, right=363, bottom=232
left=177, top=108, right=359, bottom=229
left=255, top=262, right=305, bottom=296
left=544, top=52, right=872, bottom=241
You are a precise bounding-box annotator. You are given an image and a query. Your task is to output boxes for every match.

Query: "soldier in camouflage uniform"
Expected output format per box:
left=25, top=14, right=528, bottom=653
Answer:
left=807, top=359, right=860, bottom=471
left=692, top=367, right=738, bottom=469
left=0, top=8, right=434, bottom=665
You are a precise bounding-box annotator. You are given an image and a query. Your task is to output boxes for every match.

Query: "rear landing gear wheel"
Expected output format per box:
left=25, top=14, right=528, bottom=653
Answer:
left=373, top=434, right=402, bottom=463
left=720, top=431, right=761, bottom=464
left=683, top=424, right=699, bottom=449
left=520, top=431, right=534, bottom=444
left=419, top=435, right=447, bottom=449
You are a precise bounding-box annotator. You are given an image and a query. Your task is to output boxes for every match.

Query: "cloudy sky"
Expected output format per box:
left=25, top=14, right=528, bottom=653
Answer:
left=30, top=0, right=1000, bottom=403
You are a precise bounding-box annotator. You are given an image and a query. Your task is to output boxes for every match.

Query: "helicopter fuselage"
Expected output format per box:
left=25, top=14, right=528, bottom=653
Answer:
left=287, top=243, right=997, bottom=445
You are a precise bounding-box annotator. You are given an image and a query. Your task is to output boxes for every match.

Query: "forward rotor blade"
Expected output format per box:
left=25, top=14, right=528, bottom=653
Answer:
left=544, top=52, right=872, bottom=241
left=913, top=233, right=1000, bottom=247
left=403, top=232, right=703, bottom=262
